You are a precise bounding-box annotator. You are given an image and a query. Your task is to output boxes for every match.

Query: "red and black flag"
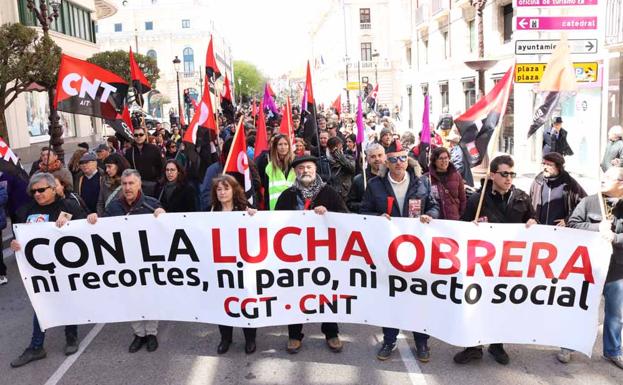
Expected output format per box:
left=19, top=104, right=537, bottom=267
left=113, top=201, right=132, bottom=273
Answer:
left=332, top=94, right=342, bottom=116
left=301, top=61, right=319, bottom=151
left=105, top=104, right=134, bottom=142
left=54, top=54, right=128, bottom=120
left=206, top=35, right=221, bottom=81
left=220, top=73, right=235, bottom=124
left=224, top=118, right=254, bottom=205
left=455, top=66, right=514, bottom=167
left=0, top=137, right=29, bottom=182
left=129, top=47, right=151, bottom=106
left=183, top=77, right=217, bottom=145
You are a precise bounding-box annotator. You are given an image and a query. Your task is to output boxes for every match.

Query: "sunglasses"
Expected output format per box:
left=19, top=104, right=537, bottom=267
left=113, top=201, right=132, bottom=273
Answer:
left=387, top=155, right=408, bottom=164
left=495, top=171, right=517, bottom=178
left=31, top=186, right=51, bottom=194
left=134, top=133, right=145, bottom=137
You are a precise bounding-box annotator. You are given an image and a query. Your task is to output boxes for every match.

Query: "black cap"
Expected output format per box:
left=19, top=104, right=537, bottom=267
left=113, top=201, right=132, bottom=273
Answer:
left=554, top=116, right=563, bottom=124
left=291, top=155, right=318, bottom=169
left=543, top=152, right=565, bottom=168
left=77, top=142, right=89, bottom=151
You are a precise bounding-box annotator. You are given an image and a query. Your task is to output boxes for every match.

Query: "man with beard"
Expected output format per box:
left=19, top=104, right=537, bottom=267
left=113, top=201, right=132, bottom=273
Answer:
left=275, top=155, right=347, bottom=354
left=347, top=143, right=386, bottom=213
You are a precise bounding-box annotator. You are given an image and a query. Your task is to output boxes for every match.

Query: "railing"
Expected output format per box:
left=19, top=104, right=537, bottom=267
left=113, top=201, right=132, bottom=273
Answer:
left=431, top=0, right=449, bottom=15
left=360, top=22, right=371, bottom=29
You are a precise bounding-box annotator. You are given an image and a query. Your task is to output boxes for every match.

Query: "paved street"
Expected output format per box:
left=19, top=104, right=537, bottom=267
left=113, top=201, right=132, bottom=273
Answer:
left=1, top=248, right=623, bottom=385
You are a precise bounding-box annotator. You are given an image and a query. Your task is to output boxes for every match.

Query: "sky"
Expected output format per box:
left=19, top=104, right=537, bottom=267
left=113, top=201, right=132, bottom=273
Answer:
left=212, top=0, right=332, bottom=79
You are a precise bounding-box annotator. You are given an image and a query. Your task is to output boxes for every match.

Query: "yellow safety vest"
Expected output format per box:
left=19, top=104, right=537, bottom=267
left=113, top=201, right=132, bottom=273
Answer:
left=265, top=162, right=295, bottom=210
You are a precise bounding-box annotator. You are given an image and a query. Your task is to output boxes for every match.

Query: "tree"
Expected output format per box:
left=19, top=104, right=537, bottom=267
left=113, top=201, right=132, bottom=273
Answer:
left=87, top=50, right=159, bottom=88
left=0, top=23, right=61, bottom=144
left=233, top=61, right=265, bottom=102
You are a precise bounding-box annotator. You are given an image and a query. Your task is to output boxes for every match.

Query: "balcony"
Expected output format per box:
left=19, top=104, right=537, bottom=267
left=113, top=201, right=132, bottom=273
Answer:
left=360, top=22, right=371, bottom=30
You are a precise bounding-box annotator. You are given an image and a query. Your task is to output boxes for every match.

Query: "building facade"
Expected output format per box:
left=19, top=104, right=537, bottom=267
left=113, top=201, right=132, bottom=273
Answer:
left=1, top=0, right=117, bottom=162
left=95, top=0, right=233, bottom=124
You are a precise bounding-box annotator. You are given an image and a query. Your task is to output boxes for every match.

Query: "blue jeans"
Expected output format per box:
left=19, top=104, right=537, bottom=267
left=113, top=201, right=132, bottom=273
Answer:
left=30, top=314, right=78, bottom=349
left=604, top=279, right=623, bottom=357
left=382, top=327, right=429, bottom=346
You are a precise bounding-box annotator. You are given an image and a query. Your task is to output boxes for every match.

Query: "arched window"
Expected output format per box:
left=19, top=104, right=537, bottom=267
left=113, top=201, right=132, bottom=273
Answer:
left=146, top=49, right=157, bottom=60
left=183, top=47, right=194, bottom=75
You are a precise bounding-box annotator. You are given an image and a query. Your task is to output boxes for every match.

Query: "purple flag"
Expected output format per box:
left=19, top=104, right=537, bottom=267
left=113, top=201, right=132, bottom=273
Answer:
left=421, top=94, right=430, bottom=145
left=262, top=84, right=279, bottom=115
left=356, top=95, right=365, bottom=144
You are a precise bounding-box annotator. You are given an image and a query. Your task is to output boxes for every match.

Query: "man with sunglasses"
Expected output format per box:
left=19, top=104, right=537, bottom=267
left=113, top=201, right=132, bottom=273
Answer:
left=124, top=127, right=165, bottom=197
left=10, top=173, right=87, bottom=367
left=455, top=154, right=536, bottom=366
left=360, top=139, right=439, bottom=362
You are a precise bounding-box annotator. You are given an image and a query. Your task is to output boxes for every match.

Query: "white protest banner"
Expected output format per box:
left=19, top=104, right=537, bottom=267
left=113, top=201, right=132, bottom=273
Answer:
left=13, top=211, right=610, bottom=355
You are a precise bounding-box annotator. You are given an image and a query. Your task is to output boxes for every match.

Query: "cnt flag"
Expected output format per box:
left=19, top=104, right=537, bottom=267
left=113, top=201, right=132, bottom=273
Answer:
left=301, top=61, right=319, bottom=150
left=366, top=84, right=378, bottom=110
left=527, top=35, right=577, bottom=138
left=183, top=77, right=217, bottom=144
left=455, top=66, right=514, bottom=167
left=220, top=73, right=235, bottom=124
left=129, top=47, right=151, bottom=106
left=0, top=137, right=29, bottom=182
left=54, top=54, right=128, bottom=120
left=254, top=97, right=269, bottom=160
left=224, top=118, right=254, bottom=204
left=206, top=35, right=221, bottom=81
left=105, top=104, right=134, bottom=142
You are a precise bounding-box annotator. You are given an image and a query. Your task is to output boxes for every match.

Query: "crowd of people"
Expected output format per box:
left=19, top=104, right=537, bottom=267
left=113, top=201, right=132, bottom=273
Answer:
left=2, top=102, right=623, bottom=372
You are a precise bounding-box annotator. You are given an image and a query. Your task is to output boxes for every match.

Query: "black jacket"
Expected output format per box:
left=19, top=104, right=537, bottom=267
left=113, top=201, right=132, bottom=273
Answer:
left=462, top=184, right=534, bottom=223
left=125, top=143, right=165, bottom=182
left=275, top=183, right=348, bottom=213
left=542, top=126, right=573, bottom=156
left=157, top=182, right=197, bottom=212
left=16, top=197, right=86, bottom=224
left=346, top=167, right=377, bottom=214
left=104, top=192, right=162, bottom=217
left=568, top=194, right=623, bottom=282
left=529, top=171, right=586, bottom=224
left=360, top=160, right=440, bottom=219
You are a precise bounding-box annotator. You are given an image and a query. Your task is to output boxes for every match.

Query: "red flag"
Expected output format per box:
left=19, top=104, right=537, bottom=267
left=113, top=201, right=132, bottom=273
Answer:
left=267, top=83, right=276, bottom=97
left=304, top=61, right=315, bottom=105
left=221, top=73, right=232, bottom=102
left=179, top=105, right=186, bottom=127
left=332, top=94, right=341, bottom=115
left=455, top=66, right=514, bottom=167
left=105, top=104, right=134, bottom=141
left=206, top=35, right=221, bottom=80
left=0, top=137, right=30, bottom=182
left=129, top=47, right=151, bottom=93
left=54, top=54, right=128, bottom=120
left=254, top=97, right=268, bottom=160
left=301, top=61, right=318, bottom=146
left=224, top=119, right=253, bottom=204
left=221, top=73, right=235, bottom=123
left=183, top=77, right=216, bottom=144
left=279, top=96, right=294, bottom=142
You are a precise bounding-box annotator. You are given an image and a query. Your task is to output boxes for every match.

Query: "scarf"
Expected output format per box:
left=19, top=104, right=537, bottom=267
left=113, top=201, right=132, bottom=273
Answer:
left=39, top=159, right=62, bottom=173
left=294, top=176, right=325, bottom=200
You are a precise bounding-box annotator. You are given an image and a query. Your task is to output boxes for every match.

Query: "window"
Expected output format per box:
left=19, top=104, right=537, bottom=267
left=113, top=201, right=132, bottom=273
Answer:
left=114, top=23, right=122, bottom=32
left=442, top=31, right=449, bottom=59
left=421, top=83, right=429, bottom=96
left=502, top=4, right=513, bottom=43
left=183, top=47, right=194, bottom=75
left=462, top=78, right=476, bottom=110
left=95, top=23, right=98, bottom=34
left=145, top=21, right=153, bottom=31
left=18, top=0, right=97, bottom=43
left=439, top=81, right=449, bottom=111
left=360, top=8, right=371, bottom=23
left=182, top=19, right=190, bottom=28
left=423, top=39, right=429, bottom=65
left=146, top=49, right=157, bottom=61
left=361, top=42, right=372, bottom=61
left=406, top=45, right=412, bottom=68
left=469, top=19, right=476, bottom=53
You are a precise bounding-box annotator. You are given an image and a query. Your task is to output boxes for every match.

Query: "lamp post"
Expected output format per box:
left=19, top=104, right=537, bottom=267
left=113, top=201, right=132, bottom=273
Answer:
left=371, top=49, right=380, bottom=84
left=173, top=56, right=182, bottom=126
left=344, top=55, right=351, bottom=113
left=27, top=0, right=64, bottom=161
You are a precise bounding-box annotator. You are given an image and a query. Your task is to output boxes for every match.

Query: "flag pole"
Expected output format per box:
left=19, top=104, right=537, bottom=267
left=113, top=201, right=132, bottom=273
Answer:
left=222, top=116, right=245, bottom=176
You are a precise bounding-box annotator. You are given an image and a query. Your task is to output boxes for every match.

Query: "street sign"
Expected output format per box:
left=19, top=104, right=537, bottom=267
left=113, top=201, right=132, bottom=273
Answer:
left=515, top=39, right=598, bottom=55
left=515, top=62, right=598, bottom=83
left=515, top=0, right=598, bottom=6
left=516, top=16, right=597, bottom=31
left=346, top=82, right=361, bottom=91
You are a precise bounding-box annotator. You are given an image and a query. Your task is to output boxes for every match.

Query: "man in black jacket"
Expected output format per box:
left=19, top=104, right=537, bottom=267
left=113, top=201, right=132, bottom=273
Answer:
left=124, top=126, right=165, bottom=196
left=567, top=167, right=623, bottom=369
left=87, top=169, right=165, bottom=353
left=455, top=155, right=536, bottom=366
left=347, top=143, right=386, bottom=213
left=542, top=117, right=573, bottom=157
left=360, top=139, right=439, bottom=362
left=275, top=155, right=347, bottom=354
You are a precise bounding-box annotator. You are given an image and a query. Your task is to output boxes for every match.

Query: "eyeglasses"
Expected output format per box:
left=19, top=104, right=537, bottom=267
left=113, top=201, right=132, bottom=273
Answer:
left=134, top=133, right=145, bottom=137
left=387, top=155, right=408, bottom=164
left=31, top=186, right=51, bottom=194
left=494, top=171, right=517, bottom=178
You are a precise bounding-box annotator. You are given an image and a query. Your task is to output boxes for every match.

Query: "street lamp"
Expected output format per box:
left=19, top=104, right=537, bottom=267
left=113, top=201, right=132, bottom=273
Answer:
left=371, top=49, right=380, bottom=84
left=27, top=0, right=63, bottom=161
left=173, top=56, right=182, bottom=126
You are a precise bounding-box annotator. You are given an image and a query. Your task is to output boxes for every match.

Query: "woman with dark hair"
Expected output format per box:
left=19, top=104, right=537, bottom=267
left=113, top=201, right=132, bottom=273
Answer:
left=68, top=148, right=88, bottom=178
left=157, top=160, right=196, bottom=212
left=210, top=175, right=257, bottom=354
left=106, top=136, right=120, bottom=153
left=345, top=133, right=357, bottom=157
left=425, top=146, right=466, bottom=220
left=95, top=153, right=130, bottom=216
left=263, top=134, right=295, bottom=210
